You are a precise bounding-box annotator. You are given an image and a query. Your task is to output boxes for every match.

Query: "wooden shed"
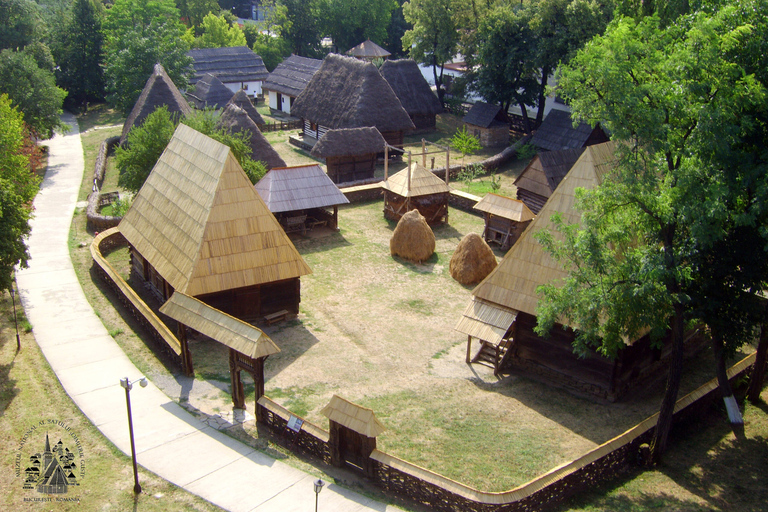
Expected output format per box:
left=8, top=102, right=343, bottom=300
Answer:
left=187, top=73, right=234, bottom=110
left=473, top=193, right=535, bottom=251
left=226, top=88, right=265, bottom=127
left=462, top=102, right=509, bottom=148
left=514, top=147, right=585, bottom=214
left=255, top=164, right=350, bottom=233
left=310, top=127, right=386, bottom=184
left=217, top=103, right=286, bottom=170
left=380, top=59, right=443, bottom=132
left=530, top=109, right=609, bottom=151
left=382, top=162, right=451, bottom=225
left=455, top=142, right=701, bottom=401
left=290, top=54, right=415, bottom=150
left=346, top=39, right=391, bottom=61
left=262, top=55, right=322, bottom=115
left=119, top=124, right=311, bottom=323
left=188, top=46, right=269, bottom=98
left=120, top=63, right=192, bottom=144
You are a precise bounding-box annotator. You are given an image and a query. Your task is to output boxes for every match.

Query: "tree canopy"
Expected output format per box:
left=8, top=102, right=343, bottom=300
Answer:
left=316, top=0, right=397, bottom=54
left=186, top=12, right=247, bottom=48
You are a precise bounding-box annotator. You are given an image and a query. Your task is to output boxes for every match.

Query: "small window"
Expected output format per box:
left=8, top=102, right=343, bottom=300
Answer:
left=243, top=84, right=249, bottom=91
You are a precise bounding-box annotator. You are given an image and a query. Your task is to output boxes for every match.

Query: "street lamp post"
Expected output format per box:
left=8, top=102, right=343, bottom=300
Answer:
left=9, top=287, right=20, bottom=351
left=313, top=479, right=324, bottom=512
left=120, top=377, right=148, bottom=494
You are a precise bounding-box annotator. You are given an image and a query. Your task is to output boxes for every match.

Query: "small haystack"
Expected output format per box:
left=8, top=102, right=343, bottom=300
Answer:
left=390, top=210, right=435, bottom=263
left=449, top=233, right=497, bottom=286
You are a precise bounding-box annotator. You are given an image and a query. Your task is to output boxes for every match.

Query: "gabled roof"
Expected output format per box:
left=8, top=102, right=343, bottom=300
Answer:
left=262, top=54, right=323, bottom=98
left=381, top=162, right=451, bottom=198
left=463, top=102, right=506, bottom=128
left=227, top=89, right=264, bottom=126
left=255, top=164, right=350, bottom=213
left=188, top=73, right=234, bottom=109
left=119, top=124, right=311, bottom=297
left=464, top=141, right=617, bottom=325
left=474, top=193, right=535, bottom=222
left=217, top=103, right=286, bottom=170
left=310, top=127, right=386, bottom=158
left=320, top=395, right=386, bottom=437
left=379, top=59, right=443, bottom=117
left=188, top=46, right=269, bottom=85
left=121, top=63, right=192, bottom=144
left=530, top=109, right=607, bottom=151
left=346, top=39, right=391, bottom=59
left=514, top=147, right=586, bottom=198
left=291, top=54, right=415, bottom=133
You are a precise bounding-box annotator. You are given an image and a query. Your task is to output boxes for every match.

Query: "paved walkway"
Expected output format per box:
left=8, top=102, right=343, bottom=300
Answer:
left=16, top=114, right=400, bottom=512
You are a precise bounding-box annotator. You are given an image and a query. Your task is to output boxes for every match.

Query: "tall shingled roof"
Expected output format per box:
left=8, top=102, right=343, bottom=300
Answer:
left=262, top=55, right=323, bottom=98
left=119, top=124, right=311, bottom=298
left=187, top=46, right=269, bottom=86
left=187, top=73, right=234, bottom=110
left=255, top=164, right=350, bottom=213
left=217, top=103, right=286, bottom=170
left=380, top=59, right=443, bottom=117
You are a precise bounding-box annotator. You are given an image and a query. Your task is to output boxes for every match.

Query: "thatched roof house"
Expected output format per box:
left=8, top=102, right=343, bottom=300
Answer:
left=291, top=54, right=415, bottom=149
left=463, top=102, right=509, bottom=147
left=530, top=109, right=609, bottom=151
left=217, top=103, right=286, bottom=170
left=187, top=73, right=235, bottom=110
left=346, top=39, right=391, bottom=61
left=255, top=164, right=350, bottom=231
left=514, top=147, right=585, bottom=214
left=120, top=124, right=311, bottom=321
left=310, top=127, right=386, bottom=184
left=262, top=55, right=322, bottom=115
left=473, top=193, right=535, bottom=251
left=227, top=89, right=264, bottom=126
left=121, top=63, right=192, bottom=144
left=382, top=161, right=450, bottom=224
left=188, top=46, right=269, bottom=97
left=380, top=59, right=443, bottom=132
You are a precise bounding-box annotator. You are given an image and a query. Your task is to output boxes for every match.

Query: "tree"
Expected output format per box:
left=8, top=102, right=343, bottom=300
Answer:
left=189, top=12, right=247, bottom=48
left=536, top=4, right=768, bottom=463
left=250, top=32, right=292, bottom=71
left=0, top=94, right=39, bottom=291
left=316, top=0, right=397, bottom=54
left=280, top=0, right=322, bottom=57
left=0, top=0, right=41, bottom=50
left=176, top=0, right=219, bottom=29
left=402, top=0, right=458, bottom=106
left=385, top=0, right=409, bottom=58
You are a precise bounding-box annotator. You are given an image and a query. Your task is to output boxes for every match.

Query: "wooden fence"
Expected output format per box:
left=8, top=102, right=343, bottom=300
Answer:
left=261, top=119, right=302, bottom=133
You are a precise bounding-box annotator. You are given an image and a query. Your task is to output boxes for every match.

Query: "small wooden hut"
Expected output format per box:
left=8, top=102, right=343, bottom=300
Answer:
left=530, top=109, right=609, bottom=151
left=473, top=193, right=535, bottom=251
left=462, top=102, right=509, bottom=148
left=290, top=54, right=415, bottom=149
left=217, top=103, right=286, bottom=170
left=262, top=54, right=322, bottom=115
left=226, top=88, right=265, bottom=127
left=188, top=46, right=269, bottom=98
left=255, top=164, right=350, bottom=232
left=187, top=73, right=235, bottom=110
left=380, top=59, right=443, bottom=132
left=310, top=127, right=386, bottom=184
left=346, top=39, right=391, bottom=61
left=382, top=162, right=450, bottom=225
left=120, top=63, right=192, bottom=144
left=514, top=147, right=585, bottom=214
left=119, top=124, right=311, bottom=323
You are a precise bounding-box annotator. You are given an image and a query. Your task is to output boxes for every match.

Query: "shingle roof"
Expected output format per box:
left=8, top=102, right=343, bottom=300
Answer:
left=474, top=193, right=535, bottom=222
left=310, top=127, right=386, bottom=158
left=346, top=39, right=391, bottom=59
left=262, top=55, right=323, bottom=98
left=463, top=102, right=505, bottom=128
left=514, top=147, right=586, bottom=198
left=530, top=109, right=604, bottom=151
left=382, top=162, right=451, bottom=198
left=187, top=73, right=235, bottom=109
left=320, top=395, right=386, bottom=437
left=188, top=46, right=269, bottom=85
left=255, top=164, right=350, bottom=213
left=380, top=59, right=443, bottom=117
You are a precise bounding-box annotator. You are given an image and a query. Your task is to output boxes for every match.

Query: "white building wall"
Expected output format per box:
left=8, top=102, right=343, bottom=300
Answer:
left=223, top=80, right=263, bottom=98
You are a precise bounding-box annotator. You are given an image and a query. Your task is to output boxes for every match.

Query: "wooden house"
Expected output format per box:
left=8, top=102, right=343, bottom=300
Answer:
left=455, top=142, right=700, bottom=401
left=290, top=54, right=415, bottom=150
left=119, top=124, right=311, bottom=322
left=187, top=73, right=235, bottom=110
left=462, top=102, right=509, bottom=148
left=188, top=46, right=269, bottom=98
left=262, top=55, right=322, bottom=115
left=530, top=109, right=609, bottom=151
left=382, top=162, right=450, bottom=225
left=473, top=193, right=535, bottom=251
left=226, top=88, right=265, bottom=127
left=310, top=127, right=386, bottom=184
left=514, top=147, right=585, bottom=214
left=346, top=39, right=391, bottom=61
left=380, top=59, right=443, bottom=132
left=255, top=164, right=350, bottom=232
left=218, top=103, right=286, bottom=170
left=121, top=63, right=192, bottom=144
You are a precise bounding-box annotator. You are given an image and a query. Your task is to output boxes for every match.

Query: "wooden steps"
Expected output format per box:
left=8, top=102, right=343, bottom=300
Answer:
left=471, top=339, right=514, bottom=376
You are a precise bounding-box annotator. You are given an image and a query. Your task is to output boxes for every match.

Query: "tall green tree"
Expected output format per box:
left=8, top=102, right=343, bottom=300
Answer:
left=385, top=0, right=409, bottom=58
left=187, top=12, right=247, bottom=47
left=316, top=0, right=397, bottom=54
left=280, top=0, right=322, bottom=57
left=0, top=0, right=41, bottom=50
left=176, top=0, right=219, bottom=29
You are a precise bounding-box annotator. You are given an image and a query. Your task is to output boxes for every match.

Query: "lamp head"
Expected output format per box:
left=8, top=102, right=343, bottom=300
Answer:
left=313, top=479, right=324, bottom=494
left=139, top=378, right=148, bottom=388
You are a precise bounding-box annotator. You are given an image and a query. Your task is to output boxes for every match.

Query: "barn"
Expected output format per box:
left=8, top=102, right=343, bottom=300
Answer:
left=513, top=147, right=585, bottom=214
left=187, top=46, right=269, bottom=98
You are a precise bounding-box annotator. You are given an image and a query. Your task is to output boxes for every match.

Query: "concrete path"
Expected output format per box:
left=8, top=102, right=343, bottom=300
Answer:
left=16, top=114, right=400, bottom=512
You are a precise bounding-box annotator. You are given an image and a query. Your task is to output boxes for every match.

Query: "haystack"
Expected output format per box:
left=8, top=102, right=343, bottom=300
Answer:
left=449, top=233, right=497, bottom=286
left=390, top=210, right=435, bottom=263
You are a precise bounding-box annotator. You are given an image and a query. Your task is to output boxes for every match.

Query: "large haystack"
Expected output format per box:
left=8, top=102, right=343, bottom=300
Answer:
left=449, top=233, right=497, bottom=286
left=390, top=210, right=435, bottom=263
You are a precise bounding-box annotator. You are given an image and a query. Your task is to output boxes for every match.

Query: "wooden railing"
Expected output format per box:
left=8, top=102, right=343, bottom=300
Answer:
left=261, top=120, right=302, bottom=133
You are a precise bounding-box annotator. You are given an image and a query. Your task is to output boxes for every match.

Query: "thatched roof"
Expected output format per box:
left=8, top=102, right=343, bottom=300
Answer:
left=227, top=89, right=264, bottom=126
left=188, top=73, right=234, bottom=110
left=310, top=127, right=386, bottom=158
left=382, top=161, right=450, bottom=198
left=474, top=193, right=535, bottom=222
left=121, top=63, right=192, bottom=144
left=320, top=395, right=386, bottom=437
left=291, top=54, right=415, bottom=133
left=255, top=164, right=350, bottom=213
left=160, top=292, right=280, bottom=359
left=458, top=141, right=617, bottom=339
left=346, top=39, right=391, bottom=59
left=380, top=59, right=443, bottom=117
left=188, top=46, right=269, bottom=85
left=119, top=124, right=311, bottom=297
left=463, top=102, right=506, bottom=129
left=217, top=103, right=286, bottom=170
left=514, top=147, right=585, bottom=198
left=455, top=297, right=518, bottom=345
left=262, top=54, right=322, bottom=98
left=530, top=109, right=607, bottom=151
